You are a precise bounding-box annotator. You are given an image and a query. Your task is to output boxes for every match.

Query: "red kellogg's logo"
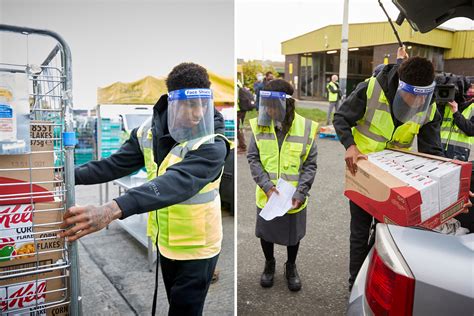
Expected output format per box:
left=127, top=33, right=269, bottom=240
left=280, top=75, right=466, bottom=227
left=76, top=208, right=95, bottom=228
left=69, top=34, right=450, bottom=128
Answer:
left=0, top=281, right=46, bottom=311
left=0, top=205, right=33, bottom=229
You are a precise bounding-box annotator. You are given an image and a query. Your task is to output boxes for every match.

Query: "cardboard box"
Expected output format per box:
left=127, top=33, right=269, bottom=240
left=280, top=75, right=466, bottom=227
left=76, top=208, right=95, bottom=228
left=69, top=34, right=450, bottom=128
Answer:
left=0, top=202, right=65, bottom=283
left=30, top=121, right=54, bottom=152
left=345, top=149, right=471, bottom=229
left=0, top=121, right=55, bottom=205
left=0, top=270, right=69, bottom=316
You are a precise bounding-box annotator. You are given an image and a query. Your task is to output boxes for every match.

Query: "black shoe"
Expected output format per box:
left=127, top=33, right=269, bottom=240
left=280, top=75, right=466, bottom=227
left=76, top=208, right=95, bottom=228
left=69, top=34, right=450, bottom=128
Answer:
left=260, top=258, right=275, bottom=288
left=284, top=262, right=301, bottom=291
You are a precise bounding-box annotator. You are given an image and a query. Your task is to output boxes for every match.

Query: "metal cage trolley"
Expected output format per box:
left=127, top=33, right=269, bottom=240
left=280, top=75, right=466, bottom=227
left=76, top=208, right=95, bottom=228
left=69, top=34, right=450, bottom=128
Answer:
left=0, top=25, right=81, bottom=315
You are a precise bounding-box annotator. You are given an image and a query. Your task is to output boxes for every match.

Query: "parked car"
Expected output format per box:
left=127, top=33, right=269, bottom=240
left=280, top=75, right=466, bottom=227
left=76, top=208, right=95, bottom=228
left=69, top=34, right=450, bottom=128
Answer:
left=347, top=224, right=473, bottom=315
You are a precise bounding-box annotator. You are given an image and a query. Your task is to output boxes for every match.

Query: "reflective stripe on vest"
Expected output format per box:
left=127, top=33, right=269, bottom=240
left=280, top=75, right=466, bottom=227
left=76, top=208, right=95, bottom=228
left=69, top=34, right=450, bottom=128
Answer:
left=327, top=81, right=339, bottom=102
left=137, top=120, right=229, bottom=260
left=136, top=117, right=157, bottom=180
left=249, top=113, right=318, bottom=214
left=352, top=76, right=437, bottom=154
left=440, top=103, right=474, bottom=151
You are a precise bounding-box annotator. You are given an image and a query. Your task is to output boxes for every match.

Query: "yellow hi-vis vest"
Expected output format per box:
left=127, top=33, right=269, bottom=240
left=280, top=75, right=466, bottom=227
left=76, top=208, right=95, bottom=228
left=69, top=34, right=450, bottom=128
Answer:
left=327, top=81, right=339, bottom=102
left=136, top=118, right=230, bottom=260
left=440, top=103, right=474, bottom=155
left=249, top=113, right=318, bottom=214
left=352, top=76, right=437, bottom=154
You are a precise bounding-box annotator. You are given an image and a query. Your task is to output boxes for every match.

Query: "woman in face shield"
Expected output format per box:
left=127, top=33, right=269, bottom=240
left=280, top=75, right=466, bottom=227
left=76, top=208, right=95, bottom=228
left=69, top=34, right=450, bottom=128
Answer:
left=247, top=79, right=319, bottom=291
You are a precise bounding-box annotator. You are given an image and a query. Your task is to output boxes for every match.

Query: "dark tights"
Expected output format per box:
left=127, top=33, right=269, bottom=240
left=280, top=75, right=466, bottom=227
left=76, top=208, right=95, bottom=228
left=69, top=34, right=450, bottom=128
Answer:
left=260, top=238, right=300, bottom=264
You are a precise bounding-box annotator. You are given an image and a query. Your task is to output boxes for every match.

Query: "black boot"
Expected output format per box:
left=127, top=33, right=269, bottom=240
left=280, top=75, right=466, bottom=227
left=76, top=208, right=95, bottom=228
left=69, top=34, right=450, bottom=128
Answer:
left=260, top=258, right=275, bottom=288
left=284, top=262, right=301, bottom=291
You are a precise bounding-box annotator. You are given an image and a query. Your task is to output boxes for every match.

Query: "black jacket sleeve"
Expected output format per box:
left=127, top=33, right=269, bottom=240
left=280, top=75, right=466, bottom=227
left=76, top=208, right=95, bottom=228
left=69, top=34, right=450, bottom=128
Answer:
left=75, top=128, right=144, bottom=185
left=453, top=111, right=474, bottom=136
left=328, top=84, right=339, bottom=94
left=114, top=137, right=229, bottom=219
left=417, top=108, right=445, bottom=157
left=333, top=81, right=369, bottom=149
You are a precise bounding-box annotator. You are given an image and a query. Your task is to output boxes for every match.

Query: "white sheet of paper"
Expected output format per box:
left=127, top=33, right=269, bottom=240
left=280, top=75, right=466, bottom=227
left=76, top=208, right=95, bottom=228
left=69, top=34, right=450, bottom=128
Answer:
left=259, top=178, right=297, bottom=221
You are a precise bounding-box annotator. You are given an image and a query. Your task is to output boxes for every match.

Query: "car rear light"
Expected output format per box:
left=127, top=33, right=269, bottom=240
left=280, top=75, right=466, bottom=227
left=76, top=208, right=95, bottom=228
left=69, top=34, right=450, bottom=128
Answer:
left=365, top=225, right=415, bottom=316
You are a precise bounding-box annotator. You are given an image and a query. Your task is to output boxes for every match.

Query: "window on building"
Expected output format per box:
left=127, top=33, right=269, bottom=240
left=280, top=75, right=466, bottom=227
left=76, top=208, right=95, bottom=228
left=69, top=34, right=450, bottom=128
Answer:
left=300, top=54, right=314, bottom=97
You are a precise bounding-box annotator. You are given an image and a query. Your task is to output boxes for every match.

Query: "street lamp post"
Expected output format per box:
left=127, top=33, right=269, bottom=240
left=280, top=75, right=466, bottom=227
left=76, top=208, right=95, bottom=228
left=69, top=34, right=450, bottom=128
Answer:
left=339, top=0, right=349, bottom=98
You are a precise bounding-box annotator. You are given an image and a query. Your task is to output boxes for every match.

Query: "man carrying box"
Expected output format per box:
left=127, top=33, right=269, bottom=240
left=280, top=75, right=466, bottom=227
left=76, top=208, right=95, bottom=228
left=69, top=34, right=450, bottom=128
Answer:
left=58, top=63, right=231, bottom=315
left=334, top=47, right=447, bottom=290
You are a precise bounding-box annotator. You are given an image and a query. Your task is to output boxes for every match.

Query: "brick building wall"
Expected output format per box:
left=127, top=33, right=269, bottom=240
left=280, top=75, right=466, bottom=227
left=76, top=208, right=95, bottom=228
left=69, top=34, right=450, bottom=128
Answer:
left=373, top=43, right=400, bottom=69
left=444, top=59, right=474, bottom=76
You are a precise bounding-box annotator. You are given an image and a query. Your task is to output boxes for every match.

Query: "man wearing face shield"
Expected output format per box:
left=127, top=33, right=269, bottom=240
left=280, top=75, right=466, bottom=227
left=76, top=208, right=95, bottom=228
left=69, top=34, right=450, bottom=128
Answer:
left=59, top=63, right=231, bottom=315
left=333, top=47, right=447, bottom=291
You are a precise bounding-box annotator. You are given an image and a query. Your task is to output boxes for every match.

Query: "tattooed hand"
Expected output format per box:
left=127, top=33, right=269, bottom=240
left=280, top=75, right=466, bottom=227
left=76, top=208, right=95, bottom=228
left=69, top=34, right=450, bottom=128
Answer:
left=58, top=201, right=122, bottom=242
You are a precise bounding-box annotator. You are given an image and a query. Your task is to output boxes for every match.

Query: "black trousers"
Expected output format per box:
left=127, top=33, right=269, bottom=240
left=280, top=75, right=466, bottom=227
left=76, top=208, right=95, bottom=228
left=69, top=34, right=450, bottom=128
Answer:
left=160, top=253, right=219, bottom=316
left=237, top=111, right=247, bottom=151
left=349, top=201, right=376, bottom=286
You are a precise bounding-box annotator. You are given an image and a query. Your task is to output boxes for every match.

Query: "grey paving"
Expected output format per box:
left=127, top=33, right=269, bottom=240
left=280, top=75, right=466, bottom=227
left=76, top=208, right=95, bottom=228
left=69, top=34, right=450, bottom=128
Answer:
left=75, top=183, right=234, bottom=315
left=237, top=132, right=350, bottom=316
left=296, top=99, right=331, bottom=112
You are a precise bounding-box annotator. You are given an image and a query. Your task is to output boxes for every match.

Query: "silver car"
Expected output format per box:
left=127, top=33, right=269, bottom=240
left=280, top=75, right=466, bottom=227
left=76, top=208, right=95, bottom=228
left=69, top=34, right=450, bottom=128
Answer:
left=347, top=224, right=474, bottom=315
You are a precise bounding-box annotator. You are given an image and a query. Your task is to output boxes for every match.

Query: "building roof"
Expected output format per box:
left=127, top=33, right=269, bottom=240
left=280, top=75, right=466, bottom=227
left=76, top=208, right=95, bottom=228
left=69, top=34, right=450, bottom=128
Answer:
left=281, top=21, right=473, bottom=59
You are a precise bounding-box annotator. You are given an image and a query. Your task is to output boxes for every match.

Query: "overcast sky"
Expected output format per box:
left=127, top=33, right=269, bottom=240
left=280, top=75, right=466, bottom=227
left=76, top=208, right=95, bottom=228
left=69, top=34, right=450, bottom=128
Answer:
left=236, top=0, right=474, bottom=62
left=1, top=0, right=472, bottom=107
left=0, top=0, right=234, bottom=109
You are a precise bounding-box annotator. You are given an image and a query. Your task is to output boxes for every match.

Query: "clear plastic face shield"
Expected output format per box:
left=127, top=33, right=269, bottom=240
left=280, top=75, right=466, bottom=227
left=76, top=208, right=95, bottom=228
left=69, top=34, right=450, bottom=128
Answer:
left=392, top=80, right=435, bottom=123
left=167, top=88, right=214, bottom=143
left=257, top=91, right=288, bottom=127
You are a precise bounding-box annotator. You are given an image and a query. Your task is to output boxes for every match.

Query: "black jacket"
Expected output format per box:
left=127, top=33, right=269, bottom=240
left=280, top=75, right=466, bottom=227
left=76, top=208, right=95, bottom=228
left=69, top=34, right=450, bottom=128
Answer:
left=75, top=95, right=230, bottom=219
left=333, top=64, right=444, bottom=157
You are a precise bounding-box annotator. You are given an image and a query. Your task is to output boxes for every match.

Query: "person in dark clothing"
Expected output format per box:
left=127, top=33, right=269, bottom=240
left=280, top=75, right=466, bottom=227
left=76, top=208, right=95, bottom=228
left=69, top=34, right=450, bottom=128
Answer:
left=440, top=100, right=474, bottom=138
left=438, top=96, right=474, bottom=232
left=59, top=63, right=230, bottom=315
left=326, top=74, right=341, bottom=125
left=333, top=47, right=446, bottom=290
left=264, top=71, right=274, bottom=84
left=254, top=73, right=264, bottom=110
left=247, top=79, right=318, bottom=292
left=237, top=80, right=254, bottom=154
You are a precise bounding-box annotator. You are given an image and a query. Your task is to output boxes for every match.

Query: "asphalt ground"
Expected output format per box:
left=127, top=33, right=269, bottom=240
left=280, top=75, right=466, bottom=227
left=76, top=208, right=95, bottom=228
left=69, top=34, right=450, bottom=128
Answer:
left=75, top=183, right=234, bottom=315
left=237, top=126, right=351, bottom=316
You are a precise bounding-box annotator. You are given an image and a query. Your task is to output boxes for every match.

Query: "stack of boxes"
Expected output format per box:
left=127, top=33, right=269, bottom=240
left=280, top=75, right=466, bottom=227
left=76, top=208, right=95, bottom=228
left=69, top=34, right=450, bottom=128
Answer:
left=0, top=122, right=68, bottom=315
left=219, top=107, right=235, bottom=141
left=74, top=117, right=96, bottom=166
left=224, top=119, right=235, bottom=140
left=99, top=118, right=122, bottom=158
left=345, top=149, right=471, bottom=229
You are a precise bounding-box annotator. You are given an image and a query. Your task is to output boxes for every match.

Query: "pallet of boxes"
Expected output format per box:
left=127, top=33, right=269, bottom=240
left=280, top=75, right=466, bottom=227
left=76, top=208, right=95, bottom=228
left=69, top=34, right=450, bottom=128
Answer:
left=345, top=149, right=471, bottom=230
left=0, top=122, right=69, bottom=315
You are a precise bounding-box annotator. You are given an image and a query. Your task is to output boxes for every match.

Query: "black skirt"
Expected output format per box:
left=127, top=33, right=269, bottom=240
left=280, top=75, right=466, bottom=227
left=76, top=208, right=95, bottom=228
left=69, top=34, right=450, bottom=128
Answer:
left=255, top=207, right=307, bottom=246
